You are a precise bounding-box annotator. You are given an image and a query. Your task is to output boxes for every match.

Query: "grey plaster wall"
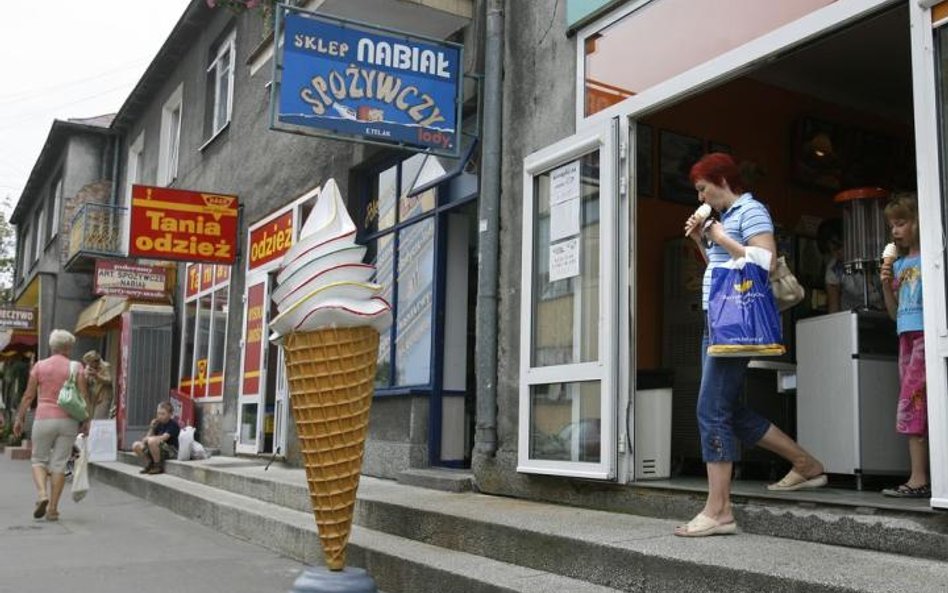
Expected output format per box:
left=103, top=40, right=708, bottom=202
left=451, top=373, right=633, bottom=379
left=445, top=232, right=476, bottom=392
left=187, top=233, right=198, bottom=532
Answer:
left=115, top=8, right=443, bottom=469
left=473, top=0, right=591, bottom=496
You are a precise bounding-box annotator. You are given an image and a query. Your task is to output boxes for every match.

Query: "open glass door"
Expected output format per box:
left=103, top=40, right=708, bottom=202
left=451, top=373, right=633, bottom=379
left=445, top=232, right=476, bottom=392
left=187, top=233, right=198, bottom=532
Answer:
left=518, top=119, right=620, bottom=479
left=911, top=0, right=948, bottom=509
left=236, top=277, right=268, bottom=455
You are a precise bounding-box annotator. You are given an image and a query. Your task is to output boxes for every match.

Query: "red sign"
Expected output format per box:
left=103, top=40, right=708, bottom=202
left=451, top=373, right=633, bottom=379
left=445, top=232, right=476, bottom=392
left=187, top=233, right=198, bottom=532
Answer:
left=249, top=211, right=294, bottom=271
left=185, top=264, right=201, bottom=299
left=94, top=261, right=168, bottom=300
left=129, top=184, right=238, bottom=264
left=201, top=265, right=215, bottom=292
left=215, top=265, right=231, bottom=287
left=242, top=282, right=266, bottom=395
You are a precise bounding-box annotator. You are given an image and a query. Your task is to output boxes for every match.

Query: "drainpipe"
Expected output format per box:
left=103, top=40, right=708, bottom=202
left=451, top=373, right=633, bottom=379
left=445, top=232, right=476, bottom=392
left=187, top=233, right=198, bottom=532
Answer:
left=475, top=0, right=503, bottom=457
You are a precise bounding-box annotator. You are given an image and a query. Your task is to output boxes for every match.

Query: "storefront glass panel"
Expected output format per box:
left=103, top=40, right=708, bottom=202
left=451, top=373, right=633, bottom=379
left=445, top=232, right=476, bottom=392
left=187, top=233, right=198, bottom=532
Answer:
left=180, top=300, right=196, bottom=389
left=395, top=217, right=435, bottom=385
left=373, top=233, right=395, bottom=387
left=210, top=286, right=228, bottom=378
left=583, top=0, right=836, bottom=116
left=531, top=151, right=600, bottom=367
left=530, top=381, right=601, bottom=463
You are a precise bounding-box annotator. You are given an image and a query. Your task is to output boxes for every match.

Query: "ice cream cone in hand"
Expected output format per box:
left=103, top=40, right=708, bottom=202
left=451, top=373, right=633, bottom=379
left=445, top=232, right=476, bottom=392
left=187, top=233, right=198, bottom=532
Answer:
left=882, top=242, right=898, bottom=266
left=270, top=179, right=392, bottom=571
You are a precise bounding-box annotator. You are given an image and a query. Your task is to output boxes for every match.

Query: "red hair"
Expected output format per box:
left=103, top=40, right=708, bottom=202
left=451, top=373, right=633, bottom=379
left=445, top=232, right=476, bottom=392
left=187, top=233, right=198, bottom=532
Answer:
left=689, top=153, right=744, bottom=194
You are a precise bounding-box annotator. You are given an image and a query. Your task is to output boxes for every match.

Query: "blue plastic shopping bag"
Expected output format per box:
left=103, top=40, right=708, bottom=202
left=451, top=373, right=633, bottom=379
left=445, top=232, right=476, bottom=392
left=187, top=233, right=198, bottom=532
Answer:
left=707, top=246, right=785, bottom=357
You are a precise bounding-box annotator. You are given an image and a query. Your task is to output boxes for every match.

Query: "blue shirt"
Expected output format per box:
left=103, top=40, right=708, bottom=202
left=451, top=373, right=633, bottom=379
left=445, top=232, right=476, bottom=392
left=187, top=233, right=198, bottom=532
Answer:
left=701, top=193, right=774, bottom=309
left=894, top=254, right=923, bottom=334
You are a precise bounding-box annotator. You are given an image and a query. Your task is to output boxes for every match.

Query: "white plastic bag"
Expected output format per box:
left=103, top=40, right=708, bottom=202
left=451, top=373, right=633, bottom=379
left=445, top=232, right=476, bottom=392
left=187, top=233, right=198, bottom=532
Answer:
left=87, top=419, right=117, bottom=463
left=190, top=441, right=209, bottom=460
left=71, top=435, right=90, bottom=503
left=177, top=426, right=195, bottom=461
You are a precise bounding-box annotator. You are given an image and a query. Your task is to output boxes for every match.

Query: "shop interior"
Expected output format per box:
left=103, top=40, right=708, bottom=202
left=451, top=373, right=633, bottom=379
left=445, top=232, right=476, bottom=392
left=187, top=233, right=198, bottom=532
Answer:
left=632, top=5, right=923, bottom=497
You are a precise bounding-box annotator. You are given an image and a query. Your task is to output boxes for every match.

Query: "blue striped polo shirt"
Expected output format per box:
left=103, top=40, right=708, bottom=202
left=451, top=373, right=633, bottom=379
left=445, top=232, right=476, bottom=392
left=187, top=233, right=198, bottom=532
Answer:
left=702, top=193, right=774, bottom=310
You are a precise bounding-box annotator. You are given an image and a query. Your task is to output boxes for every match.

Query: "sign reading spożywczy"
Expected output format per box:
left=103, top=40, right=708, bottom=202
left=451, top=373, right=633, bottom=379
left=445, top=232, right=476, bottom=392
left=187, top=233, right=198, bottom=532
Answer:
left=277, top=10, right=461, bottom=155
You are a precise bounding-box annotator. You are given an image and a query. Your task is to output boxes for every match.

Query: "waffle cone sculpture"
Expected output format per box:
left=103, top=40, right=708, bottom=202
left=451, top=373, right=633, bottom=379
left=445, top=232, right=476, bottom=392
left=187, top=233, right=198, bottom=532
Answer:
left=283, top=326, right=380, bottom=571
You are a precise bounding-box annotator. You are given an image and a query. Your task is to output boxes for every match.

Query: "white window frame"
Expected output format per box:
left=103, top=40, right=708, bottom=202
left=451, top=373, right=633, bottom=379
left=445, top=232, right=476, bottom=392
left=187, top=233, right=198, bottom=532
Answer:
left=158, top=84, right=183, bottom=187
left=909, top=0, right=948, bottom=510
left=208, top=30, right=236, bottom=138
left=518, top=119, right=620, bottom=480
left=32, top=207, right=44, bottom=263
left=126, top=131, right=145, bottom=204
left=48, top=174, right=63, bottom=241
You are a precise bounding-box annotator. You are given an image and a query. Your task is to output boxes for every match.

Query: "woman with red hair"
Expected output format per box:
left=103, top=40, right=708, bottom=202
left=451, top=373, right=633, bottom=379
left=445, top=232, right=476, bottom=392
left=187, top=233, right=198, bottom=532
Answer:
left=675, top=153, right=826, bottom=537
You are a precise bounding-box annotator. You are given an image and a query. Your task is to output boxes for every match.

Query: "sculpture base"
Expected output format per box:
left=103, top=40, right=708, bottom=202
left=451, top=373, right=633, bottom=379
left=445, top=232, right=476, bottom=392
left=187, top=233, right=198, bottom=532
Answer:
left=289, top=566, right=378, bottom=593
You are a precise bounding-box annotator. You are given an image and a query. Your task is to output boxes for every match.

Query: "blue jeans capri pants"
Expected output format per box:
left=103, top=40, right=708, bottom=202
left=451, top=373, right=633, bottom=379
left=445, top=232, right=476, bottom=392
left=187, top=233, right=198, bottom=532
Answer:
left=698, top=331, right=772, bottom=462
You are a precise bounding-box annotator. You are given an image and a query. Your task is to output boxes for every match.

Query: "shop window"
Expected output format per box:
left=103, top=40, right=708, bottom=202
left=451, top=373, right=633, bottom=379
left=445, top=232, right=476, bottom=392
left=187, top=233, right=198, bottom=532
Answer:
left=46, top=174, right=62, bottom=241
left=179, top=265, right=230, bottom=399
left=582, top=0, right=836, bottom=117
left=159, top=84, right=183, bottom=186
left=205, top=30, right=236, bottom=140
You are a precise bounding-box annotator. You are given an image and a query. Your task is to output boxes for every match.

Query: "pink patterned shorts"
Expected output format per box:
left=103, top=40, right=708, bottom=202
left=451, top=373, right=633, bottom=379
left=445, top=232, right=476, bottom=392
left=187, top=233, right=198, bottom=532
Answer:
left=897, top=331, right=928, bottom=436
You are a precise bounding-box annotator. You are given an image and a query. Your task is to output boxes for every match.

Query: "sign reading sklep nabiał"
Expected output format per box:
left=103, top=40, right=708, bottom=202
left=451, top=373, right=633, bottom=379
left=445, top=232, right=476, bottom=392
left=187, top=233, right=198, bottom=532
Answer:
left=128, top=185, right=238, bottom=264
left=276, top=8, right=462, bottom=156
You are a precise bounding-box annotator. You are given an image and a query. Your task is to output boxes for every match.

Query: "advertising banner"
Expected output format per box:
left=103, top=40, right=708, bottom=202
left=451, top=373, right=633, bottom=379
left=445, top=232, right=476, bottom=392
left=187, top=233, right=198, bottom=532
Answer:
left=0, top=307, right=36, bottom=331
left=249, top=210, right=295, bottom=271
left=201, top=264, right=215, bottom=292
left=185, top=264, right=201, bottom=299
left=242, top=282, right=266, bottom=395
left=275, top=8, right=462, bottom=156
left=128, top=185, right=238, bottom=264
left=94, top=261, right=168, bottom=300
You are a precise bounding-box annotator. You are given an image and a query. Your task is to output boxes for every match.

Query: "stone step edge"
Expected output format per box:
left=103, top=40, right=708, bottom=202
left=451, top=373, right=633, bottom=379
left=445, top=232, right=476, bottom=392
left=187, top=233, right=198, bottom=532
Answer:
left=89, top=460, right=623, bottom=593
left=114, top=452, right=948, bottom=564
left=92, top=459, right=948, bottom=593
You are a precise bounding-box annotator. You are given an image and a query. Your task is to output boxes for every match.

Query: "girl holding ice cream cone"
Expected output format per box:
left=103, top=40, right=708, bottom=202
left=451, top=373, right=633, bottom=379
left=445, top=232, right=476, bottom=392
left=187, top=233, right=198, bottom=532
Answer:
left=880, top=194, right=930, bottom=499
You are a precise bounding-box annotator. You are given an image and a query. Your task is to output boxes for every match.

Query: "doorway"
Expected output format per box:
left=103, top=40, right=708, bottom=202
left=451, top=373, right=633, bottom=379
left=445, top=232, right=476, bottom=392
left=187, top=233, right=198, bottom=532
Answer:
left=631, top=4, right=922, bottom=498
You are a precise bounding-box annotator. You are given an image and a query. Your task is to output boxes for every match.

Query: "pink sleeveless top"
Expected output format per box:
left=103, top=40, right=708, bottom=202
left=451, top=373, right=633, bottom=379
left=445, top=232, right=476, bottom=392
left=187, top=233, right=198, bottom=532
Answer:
left=30, top=354, right=83, bottom=421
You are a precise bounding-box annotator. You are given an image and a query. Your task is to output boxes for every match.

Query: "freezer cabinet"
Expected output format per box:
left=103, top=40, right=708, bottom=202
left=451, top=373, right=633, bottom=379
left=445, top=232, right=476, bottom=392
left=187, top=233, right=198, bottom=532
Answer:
left=796, top=311, right=909, bottom=485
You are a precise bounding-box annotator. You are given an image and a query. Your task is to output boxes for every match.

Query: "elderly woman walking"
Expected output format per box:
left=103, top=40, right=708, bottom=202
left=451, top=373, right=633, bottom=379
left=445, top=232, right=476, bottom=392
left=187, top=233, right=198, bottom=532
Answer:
left=13, top=330, right=90, bottom=522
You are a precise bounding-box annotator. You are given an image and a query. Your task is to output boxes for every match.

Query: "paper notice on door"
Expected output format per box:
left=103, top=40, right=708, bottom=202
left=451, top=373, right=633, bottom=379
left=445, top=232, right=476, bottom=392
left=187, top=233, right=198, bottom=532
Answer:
left=550, top=160, right=581, bottom=242
left=549, top=238, right=580, bottom=282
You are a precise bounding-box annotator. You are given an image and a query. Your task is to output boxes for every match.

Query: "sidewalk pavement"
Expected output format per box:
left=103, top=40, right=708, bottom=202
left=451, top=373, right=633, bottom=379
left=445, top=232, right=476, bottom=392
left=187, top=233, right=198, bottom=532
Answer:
left=0, top=455, right=304, bottom=593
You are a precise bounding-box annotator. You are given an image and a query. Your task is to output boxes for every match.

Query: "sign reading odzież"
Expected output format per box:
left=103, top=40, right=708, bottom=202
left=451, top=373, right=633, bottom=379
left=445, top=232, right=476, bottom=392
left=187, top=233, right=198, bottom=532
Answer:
left=129, top=185, right=238, bottom=265
left=276, top=9, right=462, bottom=156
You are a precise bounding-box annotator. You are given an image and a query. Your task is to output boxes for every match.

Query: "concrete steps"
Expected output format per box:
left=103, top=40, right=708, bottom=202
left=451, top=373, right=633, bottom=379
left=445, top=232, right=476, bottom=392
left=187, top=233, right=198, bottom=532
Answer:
left=93, top=454, right=948, bottom=593
left=4, top=440, right=31, bottom=460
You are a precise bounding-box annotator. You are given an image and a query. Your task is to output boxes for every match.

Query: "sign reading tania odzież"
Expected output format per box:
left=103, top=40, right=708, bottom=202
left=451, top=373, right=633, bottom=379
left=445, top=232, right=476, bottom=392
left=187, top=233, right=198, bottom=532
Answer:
left=0, top=306, right=36, bottom=331
left=275, top=9, right=462, bottom=156
left=128, top=185, right=239, bottom=265
left=94, top=261, right=168, bottom=299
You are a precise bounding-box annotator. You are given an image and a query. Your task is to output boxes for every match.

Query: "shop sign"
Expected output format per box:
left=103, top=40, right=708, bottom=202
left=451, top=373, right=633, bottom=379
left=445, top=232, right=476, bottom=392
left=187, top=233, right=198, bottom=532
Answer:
left=215, top=265, right=231, bottom=287
left=0, top=306, right=36, bottom=331
left=249, top=211, right=295, bottom=271
left=201, top=264, right=215, bottom=292
left=128, top=185, right=239, bottom=265
left=274, top=8, right=462, bottom=157
left=242, top=282, right=266, bottom=395
left=94, top=261, right=168, bottom=300
left=185, top=264, right=201, bottom=299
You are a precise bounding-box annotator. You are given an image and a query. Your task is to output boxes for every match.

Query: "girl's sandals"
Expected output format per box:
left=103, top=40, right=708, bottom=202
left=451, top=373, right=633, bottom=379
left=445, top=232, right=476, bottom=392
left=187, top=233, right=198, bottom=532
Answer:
left=45, top=511, right=60, bottom=522
left=33, top=498, right=49, bottom=519
left=882, top=483, right=931, bottom=498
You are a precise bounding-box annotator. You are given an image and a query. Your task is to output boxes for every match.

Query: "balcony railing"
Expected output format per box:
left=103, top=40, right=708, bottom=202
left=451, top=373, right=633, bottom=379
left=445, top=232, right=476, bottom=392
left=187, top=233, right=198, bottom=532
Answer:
left=68, top=202, right=127, bottom=264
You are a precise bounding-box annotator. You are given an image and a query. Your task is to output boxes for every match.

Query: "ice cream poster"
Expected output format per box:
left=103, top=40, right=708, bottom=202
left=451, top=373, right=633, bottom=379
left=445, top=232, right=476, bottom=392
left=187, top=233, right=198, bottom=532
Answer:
left=276, top=10, right=461, bottom=156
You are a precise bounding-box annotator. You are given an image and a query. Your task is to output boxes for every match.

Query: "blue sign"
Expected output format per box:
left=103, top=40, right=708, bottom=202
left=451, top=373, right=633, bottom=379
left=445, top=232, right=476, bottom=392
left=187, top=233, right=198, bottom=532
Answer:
left=276, top=10, right=462, bottom=155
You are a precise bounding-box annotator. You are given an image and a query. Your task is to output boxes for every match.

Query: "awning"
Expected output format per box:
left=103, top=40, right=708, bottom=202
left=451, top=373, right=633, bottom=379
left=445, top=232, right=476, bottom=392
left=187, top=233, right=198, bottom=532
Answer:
left=0, top=330, right=37, bottom=356
left=75, top=296, right=126, bottom=336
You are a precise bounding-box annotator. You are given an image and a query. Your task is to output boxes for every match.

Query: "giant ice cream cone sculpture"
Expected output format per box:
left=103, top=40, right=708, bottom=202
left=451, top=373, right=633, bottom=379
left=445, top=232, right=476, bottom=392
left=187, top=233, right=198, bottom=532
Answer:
left=270, top=179, right=391, bottom=571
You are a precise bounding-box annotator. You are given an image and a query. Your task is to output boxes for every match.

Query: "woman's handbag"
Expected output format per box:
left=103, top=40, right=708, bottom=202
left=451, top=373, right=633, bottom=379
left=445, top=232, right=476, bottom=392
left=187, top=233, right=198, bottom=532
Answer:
left=58, top=361, right=89, bottom=422
left=770, top=255, right=805, bottom=312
